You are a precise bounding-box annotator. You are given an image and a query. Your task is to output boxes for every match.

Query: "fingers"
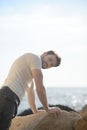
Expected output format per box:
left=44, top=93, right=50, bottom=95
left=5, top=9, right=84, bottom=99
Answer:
left=53, top=107, right=62, bottom=115
left=55, top=107, right=62, bottom=116
left=47, top=107, right=62, bottom=116
left=35, top=107, right=62, bottom=117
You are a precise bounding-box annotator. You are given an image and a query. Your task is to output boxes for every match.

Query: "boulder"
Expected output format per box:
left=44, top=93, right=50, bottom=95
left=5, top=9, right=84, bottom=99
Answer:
left=75, top=116, right=87, bottom=130
left=74, top=105, right=87, bottom=130
left=10, top=110, right=80, bottom=130
left=79, top=104, right=87, bottom=117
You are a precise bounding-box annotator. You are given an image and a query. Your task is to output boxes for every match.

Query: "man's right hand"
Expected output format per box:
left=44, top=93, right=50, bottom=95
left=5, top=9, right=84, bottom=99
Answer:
left=46, top=107, right=62, bottom=116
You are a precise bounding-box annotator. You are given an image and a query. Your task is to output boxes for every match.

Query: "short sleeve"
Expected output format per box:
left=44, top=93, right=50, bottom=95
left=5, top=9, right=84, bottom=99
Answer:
left=30, top=55, right=42, bottom=70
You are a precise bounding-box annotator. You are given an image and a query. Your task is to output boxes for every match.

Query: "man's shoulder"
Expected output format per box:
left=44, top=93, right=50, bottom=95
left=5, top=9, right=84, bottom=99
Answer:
left=23, top=52, right=37, bottom=57
left=22, top=53, right=40, bottom=62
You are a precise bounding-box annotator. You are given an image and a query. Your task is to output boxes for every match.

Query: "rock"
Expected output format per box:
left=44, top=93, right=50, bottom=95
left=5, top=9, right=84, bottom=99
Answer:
left=79, top=104, right=87, bottom=117
left=33, top=111, right=80, bottom=130
left=75, top=116, right=87, bottom=130
left=74, top=105, right=87, bottom=130
left=10, top=112, right=47, bottom=130
left=10, top=110, right=80, bottom=130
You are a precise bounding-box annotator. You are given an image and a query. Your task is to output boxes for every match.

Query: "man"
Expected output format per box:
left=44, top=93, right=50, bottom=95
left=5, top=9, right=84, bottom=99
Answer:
left=0, top=50, right=61, bottom=130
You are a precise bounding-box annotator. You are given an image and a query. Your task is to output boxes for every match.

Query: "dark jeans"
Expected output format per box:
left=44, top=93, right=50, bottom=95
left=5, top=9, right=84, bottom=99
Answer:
left=0, top=87, right=20, bottom=130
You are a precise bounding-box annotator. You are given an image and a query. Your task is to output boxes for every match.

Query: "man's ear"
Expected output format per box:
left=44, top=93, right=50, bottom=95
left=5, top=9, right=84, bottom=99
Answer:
left=41, top=52, right=47, bottom=58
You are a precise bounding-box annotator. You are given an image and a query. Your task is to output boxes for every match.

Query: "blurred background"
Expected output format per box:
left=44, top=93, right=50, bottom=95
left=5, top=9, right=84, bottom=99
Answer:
left=0, top=0, right=87, bottom=87
left=0, top=0, right=87, bottom=112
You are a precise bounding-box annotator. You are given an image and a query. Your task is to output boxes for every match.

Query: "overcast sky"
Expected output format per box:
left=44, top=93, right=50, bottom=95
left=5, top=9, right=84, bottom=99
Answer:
left=0, top=0, right=87, bottom=88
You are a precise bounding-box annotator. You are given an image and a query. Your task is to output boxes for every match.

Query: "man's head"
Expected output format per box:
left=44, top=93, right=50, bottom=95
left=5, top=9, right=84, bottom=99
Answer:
left=41, top=50, right=61, bottom=69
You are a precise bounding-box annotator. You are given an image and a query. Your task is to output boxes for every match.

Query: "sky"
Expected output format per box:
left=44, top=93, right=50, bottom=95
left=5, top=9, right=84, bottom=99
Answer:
left=0, top=0, right=87, bottom=88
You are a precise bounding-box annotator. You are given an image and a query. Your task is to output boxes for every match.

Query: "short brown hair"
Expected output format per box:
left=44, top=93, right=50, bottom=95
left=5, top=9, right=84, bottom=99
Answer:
left=47, top=50, right=61, bottom=67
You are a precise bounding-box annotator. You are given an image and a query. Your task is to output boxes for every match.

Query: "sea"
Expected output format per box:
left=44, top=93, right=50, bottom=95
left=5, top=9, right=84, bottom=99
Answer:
left=18, top=87, right=87, bottom=114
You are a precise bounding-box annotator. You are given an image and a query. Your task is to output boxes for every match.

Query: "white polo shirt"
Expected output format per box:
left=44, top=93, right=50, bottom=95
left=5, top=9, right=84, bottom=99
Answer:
left=2, top=53, right=42, bottom=101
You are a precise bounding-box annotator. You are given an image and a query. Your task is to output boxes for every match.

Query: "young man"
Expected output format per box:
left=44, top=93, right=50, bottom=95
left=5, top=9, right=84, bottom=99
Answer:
left=0, top=50, right=61, bottom=130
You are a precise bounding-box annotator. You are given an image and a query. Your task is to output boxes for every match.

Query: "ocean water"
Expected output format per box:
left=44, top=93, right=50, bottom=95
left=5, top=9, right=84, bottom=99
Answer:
left=18, top=87, right=87, bottom=114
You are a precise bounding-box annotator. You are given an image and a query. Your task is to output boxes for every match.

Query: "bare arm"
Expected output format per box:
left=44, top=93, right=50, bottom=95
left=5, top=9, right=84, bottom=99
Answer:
left=32, top=69, right=49, bottom=111
left=32, top=69, right=61, bottom=115
left=26, top=80, right=38, bottom=113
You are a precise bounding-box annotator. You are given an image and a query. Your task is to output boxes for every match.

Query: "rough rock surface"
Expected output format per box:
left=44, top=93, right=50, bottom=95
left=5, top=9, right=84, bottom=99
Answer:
left=10, top=105, right=87, bottom=130
left=74, top=105, right=87, bottom=130
left=10, top=110, right=80, bottom=130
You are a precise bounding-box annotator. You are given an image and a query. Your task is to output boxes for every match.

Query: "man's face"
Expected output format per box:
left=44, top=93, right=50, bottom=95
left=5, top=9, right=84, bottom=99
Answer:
left=42, top=54, right=57, bottom=69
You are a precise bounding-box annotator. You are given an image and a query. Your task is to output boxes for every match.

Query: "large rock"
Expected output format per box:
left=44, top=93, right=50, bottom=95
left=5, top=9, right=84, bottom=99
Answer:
left=74, top=105, right=87, bottom=130
left=75, top=116, right=87, bottom=130
left=79, top=104, right=87, bottom=117
left=10, top=110, right=80, bottom=130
